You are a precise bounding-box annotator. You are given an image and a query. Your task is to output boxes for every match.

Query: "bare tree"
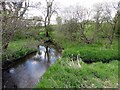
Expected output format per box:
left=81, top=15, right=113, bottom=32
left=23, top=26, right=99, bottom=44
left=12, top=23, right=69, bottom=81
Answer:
left=61, top=6, right=78, bottom=41
left=44, top=0, right=57, bottom=37
left=1, top=0, right=30, bottom=50
left=104, top=2, right=118, bottom=45
left=90, top=3, right=104, bottom=43
left=96, top=2, right=118, bottom=46
left=75, top=6, right=92, bottom=43
left=62, top=2, right=118, bottom=45
left=62, top=5, right=92, bottom=43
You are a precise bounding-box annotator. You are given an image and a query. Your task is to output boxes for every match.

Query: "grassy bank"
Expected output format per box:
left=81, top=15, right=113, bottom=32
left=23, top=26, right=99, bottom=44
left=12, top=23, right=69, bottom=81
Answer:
left=52, top=31, right=118, bottom=63
left=2, top=39, right=39, bottom=62
left=62, top=40, right=118, bottom=63
left=36, top=32, right=119, bottom=88
left=36, top=58, right=118, bottom=88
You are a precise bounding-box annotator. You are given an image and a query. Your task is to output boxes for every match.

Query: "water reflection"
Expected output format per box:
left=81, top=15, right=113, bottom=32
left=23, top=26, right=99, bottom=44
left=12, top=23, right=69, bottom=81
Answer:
left=3, top=45, right=61, bottom=88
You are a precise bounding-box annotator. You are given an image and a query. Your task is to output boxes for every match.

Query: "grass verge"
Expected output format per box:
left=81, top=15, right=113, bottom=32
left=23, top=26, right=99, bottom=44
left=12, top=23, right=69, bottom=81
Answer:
left=36, top=58, right=118, bottom=88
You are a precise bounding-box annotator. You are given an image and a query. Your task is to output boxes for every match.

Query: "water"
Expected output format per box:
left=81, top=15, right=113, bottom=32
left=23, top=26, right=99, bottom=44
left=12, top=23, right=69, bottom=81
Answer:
left=2, top=45, right=61, bottom=88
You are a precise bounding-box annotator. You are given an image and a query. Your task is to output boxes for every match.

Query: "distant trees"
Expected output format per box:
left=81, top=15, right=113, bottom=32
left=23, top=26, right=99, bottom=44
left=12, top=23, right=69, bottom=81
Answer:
left=60, top=1, right=119, bottom=45
left=101, top=2, right=118, bottom=46
left=91, top=3, right=104, bottom=43
left=62, top=6, right=93, bottom=43
left=64, top=18, right=79, bottom=41
left=74, top=6, right=92, bottom=44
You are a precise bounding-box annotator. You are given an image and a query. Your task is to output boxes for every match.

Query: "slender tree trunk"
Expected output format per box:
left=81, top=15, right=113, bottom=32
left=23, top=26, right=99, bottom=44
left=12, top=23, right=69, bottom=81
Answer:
left=2, top=2, right=9, bottom=50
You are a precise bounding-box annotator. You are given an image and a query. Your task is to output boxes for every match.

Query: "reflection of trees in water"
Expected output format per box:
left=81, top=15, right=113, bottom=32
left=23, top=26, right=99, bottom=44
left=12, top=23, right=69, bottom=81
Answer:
left=45, top=46, right=50, bottom=63
left=37, top=45, right=62, bottom=63
left=37, top=45, right=50, bottom=62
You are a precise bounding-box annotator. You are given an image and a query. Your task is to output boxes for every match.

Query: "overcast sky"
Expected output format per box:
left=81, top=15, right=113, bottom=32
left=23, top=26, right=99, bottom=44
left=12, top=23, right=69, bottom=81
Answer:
left=26, top=0, right=119, bottom=24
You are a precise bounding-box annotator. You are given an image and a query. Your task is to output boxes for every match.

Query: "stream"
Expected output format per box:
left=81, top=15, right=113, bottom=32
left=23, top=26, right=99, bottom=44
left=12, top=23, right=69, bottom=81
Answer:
left=2, top=45, right=61, bottom=88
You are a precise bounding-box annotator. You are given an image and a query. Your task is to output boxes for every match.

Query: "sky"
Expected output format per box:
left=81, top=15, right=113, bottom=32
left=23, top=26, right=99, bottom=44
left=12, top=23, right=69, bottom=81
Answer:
left=26, top=0, right=119, bottom=24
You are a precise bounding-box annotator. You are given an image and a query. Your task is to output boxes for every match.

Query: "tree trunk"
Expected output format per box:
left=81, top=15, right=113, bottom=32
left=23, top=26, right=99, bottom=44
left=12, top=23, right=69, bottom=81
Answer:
left=2, top=2, right=8, bottom=50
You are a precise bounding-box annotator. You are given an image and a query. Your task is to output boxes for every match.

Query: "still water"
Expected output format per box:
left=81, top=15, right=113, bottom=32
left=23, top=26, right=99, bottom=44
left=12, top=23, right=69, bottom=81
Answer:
left=2, top=45, right=61, bottom=88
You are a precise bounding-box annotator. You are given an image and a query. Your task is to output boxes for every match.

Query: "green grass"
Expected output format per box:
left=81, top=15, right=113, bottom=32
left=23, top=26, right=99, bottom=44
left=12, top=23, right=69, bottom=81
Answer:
left=63, top=41, right=118, bottom=63
left=36, top=58, right=118, bottom=88
left=53, top=34, right=118, bottom=63
left=2, top=39, right=39, bottom=62
left=2, top=25, right=118, bottom=88
left=36, top=30, right=119, bottom=88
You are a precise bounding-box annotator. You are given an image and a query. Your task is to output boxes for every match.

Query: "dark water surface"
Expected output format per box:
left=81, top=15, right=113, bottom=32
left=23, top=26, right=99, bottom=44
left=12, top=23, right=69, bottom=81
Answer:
left=2, top=46, right=61, bottom=88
